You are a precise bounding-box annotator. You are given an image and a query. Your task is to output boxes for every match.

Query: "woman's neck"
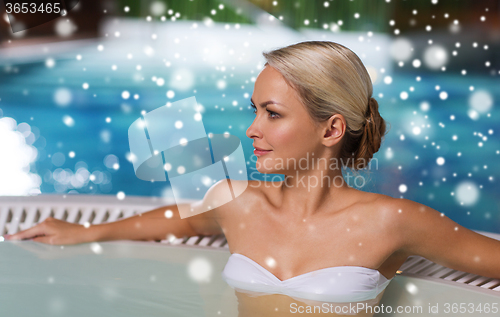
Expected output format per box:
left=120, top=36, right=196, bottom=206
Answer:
left=279, top=167, right=354, bottom=219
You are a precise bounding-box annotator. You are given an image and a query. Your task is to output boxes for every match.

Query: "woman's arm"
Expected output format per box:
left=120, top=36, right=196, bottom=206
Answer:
left=6, top=179, right=236, bottom=245
left=91, top=203, right=199, bottom=242
left=389, top=198, right=500, bottom=279
left=6, top=203, right=199, bottom=245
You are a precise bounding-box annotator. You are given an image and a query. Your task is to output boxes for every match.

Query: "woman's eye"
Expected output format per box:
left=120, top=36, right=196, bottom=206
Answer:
left=267, top=110, right=279, bottom=119
left=250, top=104, right=279, bottom=119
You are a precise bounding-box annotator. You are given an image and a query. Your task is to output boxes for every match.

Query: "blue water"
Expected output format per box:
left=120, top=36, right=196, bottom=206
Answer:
left=0, top=44, right=499, bottom=234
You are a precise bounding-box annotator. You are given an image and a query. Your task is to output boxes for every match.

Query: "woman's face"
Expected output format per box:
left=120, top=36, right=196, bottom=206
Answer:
left=246, top=65, right=326, bottom=175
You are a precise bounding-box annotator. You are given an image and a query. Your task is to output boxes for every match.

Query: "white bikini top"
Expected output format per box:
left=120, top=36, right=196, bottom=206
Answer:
left=221, top=253, right=394, bottom=304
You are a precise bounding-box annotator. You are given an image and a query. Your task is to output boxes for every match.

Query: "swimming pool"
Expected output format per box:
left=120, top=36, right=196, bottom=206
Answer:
left=1, top=194, right=499, bottom=316
left=1, top=239, right=237, bottom=316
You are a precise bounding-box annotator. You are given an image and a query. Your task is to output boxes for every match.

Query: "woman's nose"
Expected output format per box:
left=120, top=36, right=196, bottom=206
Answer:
left=246, top=117, right=262, bottom=140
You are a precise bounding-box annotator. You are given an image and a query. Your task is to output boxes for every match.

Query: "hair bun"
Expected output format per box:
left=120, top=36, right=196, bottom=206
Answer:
left=353, top=97, right=388, bottom=170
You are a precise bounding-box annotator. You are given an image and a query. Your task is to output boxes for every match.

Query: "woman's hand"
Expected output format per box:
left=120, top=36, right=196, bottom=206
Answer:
left=2, top=202, right=199, bottom=245
left=3, top=217, right=91, bottom=245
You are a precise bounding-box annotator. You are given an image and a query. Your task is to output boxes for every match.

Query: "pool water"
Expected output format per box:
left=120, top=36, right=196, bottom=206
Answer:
left=2, top=240, right=498, bottom=317
left=0, top=240, right=237, bottom=317
left=2, top=240, right=387, bottom=317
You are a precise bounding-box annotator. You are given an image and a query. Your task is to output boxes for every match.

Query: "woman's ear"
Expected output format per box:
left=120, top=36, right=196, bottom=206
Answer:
left=322, top=114, right=345, bottom=147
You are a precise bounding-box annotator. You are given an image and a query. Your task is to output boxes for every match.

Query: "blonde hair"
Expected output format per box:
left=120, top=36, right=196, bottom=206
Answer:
left=262, top=41, right=389, bottom=171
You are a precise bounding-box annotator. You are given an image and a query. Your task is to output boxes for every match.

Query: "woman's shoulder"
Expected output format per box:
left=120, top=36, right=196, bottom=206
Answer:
left=343, top=188, right=390, bottom=208
left=353, top=190, right=397, bottom=207
left=228, top=179, right=269, bottom=196
left=212, top=179, right=269, bottom=211
left=363, top=193, right=428, bottom=243
left=367, top=192, right=404, bottom=217
left=229, top=179, right=283, bottom=198
left=350, top=190, right=402, bottom=225
left=370, top=193, right=417, bottom=217
left=214, top=179, right=283, bottom=216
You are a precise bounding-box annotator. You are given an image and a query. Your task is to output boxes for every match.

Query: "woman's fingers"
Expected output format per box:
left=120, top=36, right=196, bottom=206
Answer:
left=5, top=217, right=87, bottom=245
left=8, top=224, right=47, bottom=241
left=32, top=235, right=54, bottom=245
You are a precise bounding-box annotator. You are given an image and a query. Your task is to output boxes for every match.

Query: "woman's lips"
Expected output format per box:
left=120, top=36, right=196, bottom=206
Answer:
left=254, top=148, right=272, bottom=156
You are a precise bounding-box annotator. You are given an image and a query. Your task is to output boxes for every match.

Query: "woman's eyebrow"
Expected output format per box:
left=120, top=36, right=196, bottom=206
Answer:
left=250, top=98, right=284, bottom=107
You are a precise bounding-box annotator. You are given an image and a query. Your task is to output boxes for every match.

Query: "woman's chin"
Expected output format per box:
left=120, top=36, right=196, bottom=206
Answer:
left=254, top=157, right=289, bottom=174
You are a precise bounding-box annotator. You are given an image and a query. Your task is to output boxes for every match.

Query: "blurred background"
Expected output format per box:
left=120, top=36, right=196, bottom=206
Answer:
left=0, top=0, right=499, bottom=233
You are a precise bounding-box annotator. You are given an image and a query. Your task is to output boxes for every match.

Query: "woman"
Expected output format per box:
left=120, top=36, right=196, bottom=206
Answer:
left=5, top=41, right=500, bottom=315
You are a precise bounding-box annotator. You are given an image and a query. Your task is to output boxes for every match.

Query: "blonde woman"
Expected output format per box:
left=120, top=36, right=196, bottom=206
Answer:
left=6, top=41, right=500, bottom=315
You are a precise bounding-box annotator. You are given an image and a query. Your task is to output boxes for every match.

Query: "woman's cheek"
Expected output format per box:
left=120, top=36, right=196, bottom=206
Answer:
left=271, top=127, right=302, bottom=164
left=271, top=124, right=296, bottom=146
